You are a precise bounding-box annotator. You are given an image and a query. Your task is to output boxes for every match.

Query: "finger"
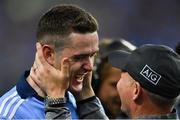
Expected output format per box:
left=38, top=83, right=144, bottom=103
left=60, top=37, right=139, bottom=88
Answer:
left=36, top=43, right=50, bottom=69
left=30, top=67, right=40, bottom=85
left=35, top=43, right=44, bottom=70
left=32, top=62, right=37, bottom=73
left=83, top=71, right=93, bottom=86
left=33, top=58, right=43, bottom=82
left=61, top=58, right=70, bottom=79
left=30, top=67, right=46, bottom=95
left=34, top=52, right=43, bottom=73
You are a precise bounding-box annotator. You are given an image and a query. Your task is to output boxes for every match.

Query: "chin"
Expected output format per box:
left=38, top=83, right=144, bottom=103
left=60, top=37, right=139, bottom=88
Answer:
left=69, top=84, right=83, bottom=93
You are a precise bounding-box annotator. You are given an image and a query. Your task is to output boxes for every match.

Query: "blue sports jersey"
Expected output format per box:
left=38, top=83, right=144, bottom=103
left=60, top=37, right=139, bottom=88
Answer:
left=0, top=71, right=79, bottom=119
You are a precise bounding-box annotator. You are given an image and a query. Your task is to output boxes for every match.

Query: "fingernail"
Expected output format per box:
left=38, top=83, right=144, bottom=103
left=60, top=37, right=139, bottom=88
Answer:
left=36, top=42, right=40, bottom=48
left=64, top=58, right=68, bottom=63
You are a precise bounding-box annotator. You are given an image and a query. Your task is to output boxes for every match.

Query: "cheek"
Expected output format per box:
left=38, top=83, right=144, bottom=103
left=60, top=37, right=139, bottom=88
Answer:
left=98, top=83, right=110, bottom=99
left=69, top=62, right=82, bottom=73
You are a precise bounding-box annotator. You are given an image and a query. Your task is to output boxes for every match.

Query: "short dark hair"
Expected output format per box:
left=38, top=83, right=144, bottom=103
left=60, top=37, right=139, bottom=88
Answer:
left=36, top=4, right=98, bottom=49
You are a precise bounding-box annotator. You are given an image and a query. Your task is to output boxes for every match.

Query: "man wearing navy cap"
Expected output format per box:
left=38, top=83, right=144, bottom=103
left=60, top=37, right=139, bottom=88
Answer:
left=30, top=44, right=180, bottom=119
left=108, top=44, right=180, bottom=119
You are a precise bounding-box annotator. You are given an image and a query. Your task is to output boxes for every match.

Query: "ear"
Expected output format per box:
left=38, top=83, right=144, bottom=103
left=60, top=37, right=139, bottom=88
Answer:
left=42, top=45, right=55, bottom=66
left=132, top=81, right=141, bottom=101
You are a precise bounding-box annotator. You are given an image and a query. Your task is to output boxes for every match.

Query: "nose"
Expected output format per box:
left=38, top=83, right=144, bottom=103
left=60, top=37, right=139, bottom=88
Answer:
left=82, top=57, right=94, bottom=72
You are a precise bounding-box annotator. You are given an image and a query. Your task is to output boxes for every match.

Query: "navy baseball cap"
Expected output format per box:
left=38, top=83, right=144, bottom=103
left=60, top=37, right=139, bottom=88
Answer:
left=108, top=44, right=180, bottom=99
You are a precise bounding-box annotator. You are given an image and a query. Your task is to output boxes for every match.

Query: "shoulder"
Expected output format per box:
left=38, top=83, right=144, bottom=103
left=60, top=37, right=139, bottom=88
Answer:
left=0, top=87, right=25, bottom=119
left=0, top=87, right=45, bottom=119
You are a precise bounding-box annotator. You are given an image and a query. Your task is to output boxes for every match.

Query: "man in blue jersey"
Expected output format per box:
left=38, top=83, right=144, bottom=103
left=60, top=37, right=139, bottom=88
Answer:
left=0, top=4, right=99, bottom=119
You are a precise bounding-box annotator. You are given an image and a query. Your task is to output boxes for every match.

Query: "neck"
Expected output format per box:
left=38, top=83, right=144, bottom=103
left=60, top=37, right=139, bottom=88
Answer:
left=27, top=76, right=46, bottom=97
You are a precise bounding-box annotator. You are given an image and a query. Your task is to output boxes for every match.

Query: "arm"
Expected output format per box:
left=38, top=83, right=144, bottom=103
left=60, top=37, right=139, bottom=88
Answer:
left=72, top=72, right=95, bottom=101
left=44, top=96, right=108, bottom=120
left=45, top=96, right=71, bottom=119
left=30, top=43, right=71, bottom=119
left=31, top=43, right=108, bottom=119
left=77, top=96, right=109, bottom=119
left=71, top=59, right=108, bottom=119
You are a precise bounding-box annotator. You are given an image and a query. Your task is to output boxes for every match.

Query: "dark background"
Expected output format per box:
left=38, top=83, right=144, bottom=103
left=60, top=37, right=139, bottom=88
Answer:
left=0, top=0, right=180, bottom=96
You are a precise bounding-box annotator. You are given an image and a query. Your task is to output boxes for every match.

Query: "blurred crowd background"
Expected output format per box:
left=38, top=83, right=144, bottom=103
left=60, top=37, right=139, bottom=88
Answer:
left=0, top=0, right=180, bottom=96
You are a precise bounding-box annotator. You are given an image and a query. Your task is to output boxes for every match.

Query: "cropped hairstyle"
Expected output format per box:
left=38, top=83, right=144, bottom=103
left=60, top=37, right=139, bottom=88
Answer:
left=36, top=4, right=98, bottom=50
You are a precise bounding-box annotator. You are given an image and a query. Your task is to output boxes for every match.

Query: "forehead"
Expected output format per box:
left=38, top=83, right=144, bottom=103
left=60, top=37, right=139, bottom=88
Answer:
left=104, top=67, right=122, bottom=82
left=121, top=72, right=135, bottom=84
left=68, top=32, right=99, bottom=54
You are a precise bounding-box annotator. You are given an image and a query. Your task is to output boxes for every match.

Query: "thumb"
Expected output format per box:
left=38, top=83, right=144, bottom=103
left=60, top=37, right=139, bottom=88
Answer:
left=61, top=58, right=70, bottom=80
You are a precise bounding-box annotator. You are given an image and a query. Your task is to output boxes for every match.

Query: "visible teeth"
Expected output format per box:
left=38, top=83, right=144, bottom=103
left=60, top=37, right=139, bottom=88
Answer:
left=76, top=76, right=83, bottom=82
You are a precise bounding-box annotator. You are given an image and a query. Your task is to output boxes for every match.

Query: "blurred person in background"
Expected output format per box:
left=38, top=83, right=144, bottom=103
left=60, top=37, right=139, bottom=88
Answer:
left=175, top=42, right=180, bottom=118
left=0, top=4, right=102, bottom=119
left=92, top=38, right=136, bottom=119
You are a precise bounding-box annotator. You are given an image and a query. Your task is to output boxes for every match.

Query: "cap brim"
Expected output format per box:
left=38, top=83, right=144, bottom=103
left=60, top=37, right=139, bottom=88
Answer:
left=108, top=50, right=131, bottom=70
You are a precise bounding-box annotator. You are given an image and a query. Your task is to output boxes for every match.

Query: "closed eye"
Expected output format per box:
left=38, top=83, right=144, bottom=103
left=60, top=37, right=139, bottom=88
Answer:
left=73, top=54, right=87, bottom=61
left=72, top=52, right=97, bottom=61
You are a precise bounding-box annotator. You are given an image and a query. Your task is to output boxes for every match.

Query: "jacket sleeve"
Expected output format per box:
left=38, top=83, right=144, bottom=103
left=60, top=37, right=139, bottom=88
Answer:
left=45, top=96, right=109, bottom=119
left=77, top=96, right=109, bottom=119
left=45, top=105, right=71, bottom=119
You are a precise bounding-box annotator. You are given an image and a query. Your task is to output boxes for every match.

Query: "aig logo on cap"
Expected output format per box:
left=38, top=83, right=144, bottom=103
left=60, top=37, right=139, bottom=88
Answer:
left=140, top=65, right=161, bottom=85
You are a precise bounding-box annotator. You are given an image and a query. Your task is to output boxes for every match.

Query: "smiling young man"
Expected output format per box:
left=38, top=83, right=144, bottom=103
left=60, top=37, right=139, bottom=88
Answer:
left=0, top=4, right=99, bottom=119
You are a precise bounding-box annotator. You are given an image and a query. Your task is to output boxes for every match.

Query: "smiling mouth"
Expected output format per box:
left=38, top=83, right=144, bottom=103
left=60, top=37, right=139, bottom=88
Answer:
left=75, top=74, right=86, bottom=82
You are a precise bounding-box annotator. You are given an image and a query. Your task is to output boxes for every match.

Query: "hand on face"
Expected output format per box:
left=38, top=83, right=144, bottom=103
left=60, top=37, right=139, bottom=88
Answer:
left=30, top=43, right=70, bottom=98
left=73, top=71, right=95, bottom=101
